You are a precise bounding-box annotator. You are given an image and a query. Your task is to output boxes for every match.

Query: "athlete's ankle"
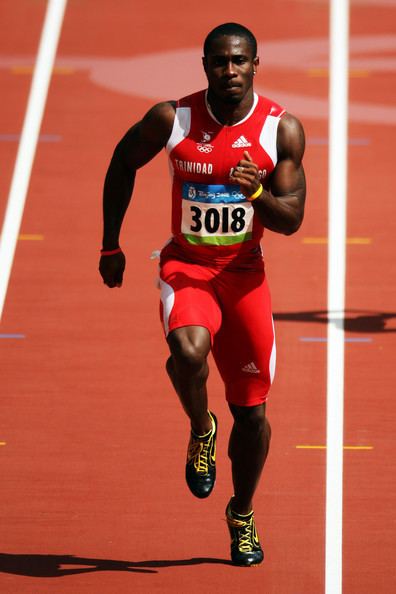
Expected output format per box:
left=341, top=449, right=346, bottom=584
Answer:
left=230, top=496, right=253, bottom=516
left=191, top=410, right=214, bottom=437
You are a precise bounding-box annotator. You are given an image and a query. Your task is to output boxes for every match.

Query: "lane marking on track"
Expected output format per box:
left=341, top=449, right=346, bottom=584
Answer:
left=303, top=237, right=371, bottom=244
left=0, top=334, right=25, bottom=339
left=0, top=0, right=68, bottom=322
left=308, top=137, right=370, bottom=146
left=296, top=445, right=373, bottom=450
left=299, top=337, right=372, bottom=343
left=18, top=234, right=44, bottom=241
left=307, top=68, right=370, bottom=77
left=326, top=2, right=351, bottom=592
left=11, top=66, right=74, bottom=75
left=0, top=134, right=62, bottom=142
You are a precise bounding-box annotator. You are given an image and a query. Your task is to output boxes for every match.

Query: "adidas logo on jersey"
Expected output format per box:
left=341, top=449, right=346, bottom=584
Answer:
left=232, top=135, right=252, bottom=148
left=241, top=361, right=260, bottom=374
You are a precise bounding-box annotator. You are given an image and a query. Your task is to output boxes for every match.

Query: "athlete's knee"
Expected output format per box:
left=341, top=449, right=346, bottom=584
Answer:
left=230, top=403, right=270, bottom=437
left=167, top=327, right=210, bottom=373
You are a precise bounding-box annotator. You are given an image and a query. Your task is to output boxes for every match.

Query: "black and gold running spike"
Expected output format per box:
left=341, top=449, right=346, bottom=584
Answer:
left=185, top=411, right=217, bottom=499
left=226, top=498, right=264, bottom=566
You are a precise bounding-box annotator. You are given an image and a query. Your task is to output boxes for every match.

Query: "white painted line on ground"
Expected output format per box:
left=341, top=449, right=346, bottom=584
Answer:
left=326, top=1, right=350, bottom=593
left=0, top=0, right=68, bottom=321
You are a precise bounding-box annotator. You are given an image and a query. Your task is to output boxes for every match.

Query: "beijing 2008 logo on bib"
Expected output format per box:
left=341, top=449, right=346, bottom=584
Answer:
left=197, top=130, right=214, bottom=154
left=188, top=185, right=197, bottom=199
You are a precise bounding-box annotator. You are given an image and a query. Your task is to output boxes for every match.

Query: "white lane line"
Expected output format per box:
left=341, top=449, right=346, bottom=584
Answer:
left=326, top=1, right=350, bottom=593
left=0, top=0, right=68, bottom=321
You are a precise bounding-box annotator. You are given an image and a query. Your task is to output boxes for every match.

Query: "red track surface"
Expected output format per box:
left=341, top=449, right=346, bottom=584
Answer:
left=1, top=1, right=395, bottom=592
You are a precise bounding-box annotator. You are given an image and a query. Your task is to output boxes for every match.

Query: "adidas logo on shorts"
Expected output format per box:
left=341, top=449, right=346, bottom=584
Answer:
left=241, top=361, right=260, bottom=374
left=232, top=135, right=252, bottom=148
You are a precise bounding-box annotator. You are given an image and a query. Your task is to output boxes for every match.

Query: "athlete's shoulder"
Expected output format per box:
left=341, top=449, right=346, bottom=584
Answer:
left=139, top=100, right=177, bottom=144
left=277, top=112, right=305, bottom=162
left=144, top=100, right=177, bottom=124
left=256, top=94, right=286, bottom=118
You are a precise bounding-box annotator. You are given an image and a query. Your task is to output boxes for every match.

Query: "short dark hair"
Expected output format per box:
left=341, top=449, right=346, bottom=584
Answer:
left=203, top=23, right=257, bottom=58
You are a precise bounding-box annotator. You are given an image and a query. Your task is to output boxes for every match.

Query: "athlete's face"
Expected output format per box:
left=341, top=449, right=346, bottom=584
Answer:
left=203, top=35, right=258, bottom=105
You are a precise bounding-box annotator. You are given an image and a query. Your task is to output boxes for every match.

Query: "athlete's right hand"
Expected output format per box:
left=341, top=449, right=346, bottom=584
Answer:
left=99, top=251, right=126, bottom=288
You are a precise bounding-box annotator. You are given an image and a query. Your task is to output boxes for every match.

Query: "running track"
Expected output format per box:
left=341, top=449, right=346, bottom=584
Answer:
left=1, top=1, right=395, bottom=592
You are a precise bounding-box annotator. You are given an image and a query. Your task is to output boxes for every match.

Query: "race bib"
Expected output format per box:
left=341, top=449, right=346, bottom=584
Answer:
left=181, top=183, right=254, bottom=246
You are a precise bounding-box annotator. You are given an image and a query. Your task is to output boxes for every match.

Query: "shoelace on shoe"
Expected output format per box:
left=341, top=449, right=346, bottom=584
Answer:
left=187, top=437, right=210, bottom=474
left=227, top=514, right=256, bottom=552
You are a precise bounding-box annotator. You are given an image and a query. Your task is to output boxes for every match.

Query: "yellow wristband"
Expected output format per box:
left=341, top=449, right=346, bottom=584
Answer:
left=247, top=184, right=263, bottom=202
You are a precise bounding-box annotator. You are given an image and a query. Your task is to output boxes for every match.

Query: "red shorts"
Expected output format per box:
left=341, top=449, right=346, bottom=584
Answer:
left=159, top=252, right=276, bottom=408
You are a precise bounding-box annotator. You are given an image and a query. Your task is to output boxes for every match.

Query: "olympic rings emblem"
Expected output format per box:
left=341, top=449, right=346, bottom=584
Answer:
left=197, top=144, right=214, bottom=153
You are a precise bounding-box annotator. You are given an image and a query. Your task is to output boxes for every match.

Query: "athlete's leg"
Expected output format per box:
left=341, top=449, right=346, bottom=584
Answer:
left=211, top=268, right=275, bottom=514
left=159, top=255, right=222, bottom=433
left=228, top=403, right=271, bottom=514
left=159, top=256, right=222, bottom=497
left=166, top=325, right=212, bottom=435
left=166, top=325, right=218, bottom=498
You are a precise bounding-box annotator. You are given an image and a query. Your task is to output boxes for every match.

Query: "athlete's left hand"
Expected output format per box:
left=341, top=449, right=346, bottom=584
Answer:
left=99, top=250, right=126, bottom=288
left=229, top=151, right=261, bottom=198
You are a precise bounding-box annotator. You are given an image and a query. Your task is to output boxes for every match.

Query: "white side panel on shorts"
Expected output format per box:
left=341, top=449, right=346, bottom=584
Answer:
left=159, top=278, right=175, bottom=336
left=259, top=115, right=280, bottom=168
left=269, top=318, right=277, bottom=384
left=166, top=107, right=191, bottom=153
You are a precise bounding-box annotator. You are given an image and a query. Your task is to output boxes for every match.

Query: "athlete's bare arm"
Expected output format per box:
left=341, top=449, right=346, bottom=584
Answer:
left=99, top=101, right=176, bottom=287
left=229, top=112, right=306, bottom=235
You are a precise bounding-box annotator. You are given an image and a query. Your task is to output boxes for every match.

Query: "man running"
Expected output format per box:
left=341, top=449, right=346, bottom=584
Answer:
left=99, top=22, right=306, bottom=566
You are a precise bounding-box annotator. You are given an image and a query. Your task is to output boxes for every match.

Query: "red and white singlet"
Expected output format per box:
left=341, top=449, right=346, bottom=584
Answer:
left=165, top=89, right=285, bottom=268
left=160, top=90, right=284, bottom=404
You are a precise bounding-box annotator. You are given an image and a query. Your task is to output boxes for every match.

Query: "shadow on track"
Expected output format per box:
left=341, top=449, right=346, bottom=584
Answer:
left=273, top=310, right=396, bottom=333
left=0, top=553, right=231, bottom=577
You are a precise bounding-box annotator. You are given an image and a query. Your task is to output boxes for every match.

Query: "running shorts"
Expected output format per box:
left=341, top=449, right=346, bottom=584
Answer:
left=159, top=252, right=276, bottom=408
